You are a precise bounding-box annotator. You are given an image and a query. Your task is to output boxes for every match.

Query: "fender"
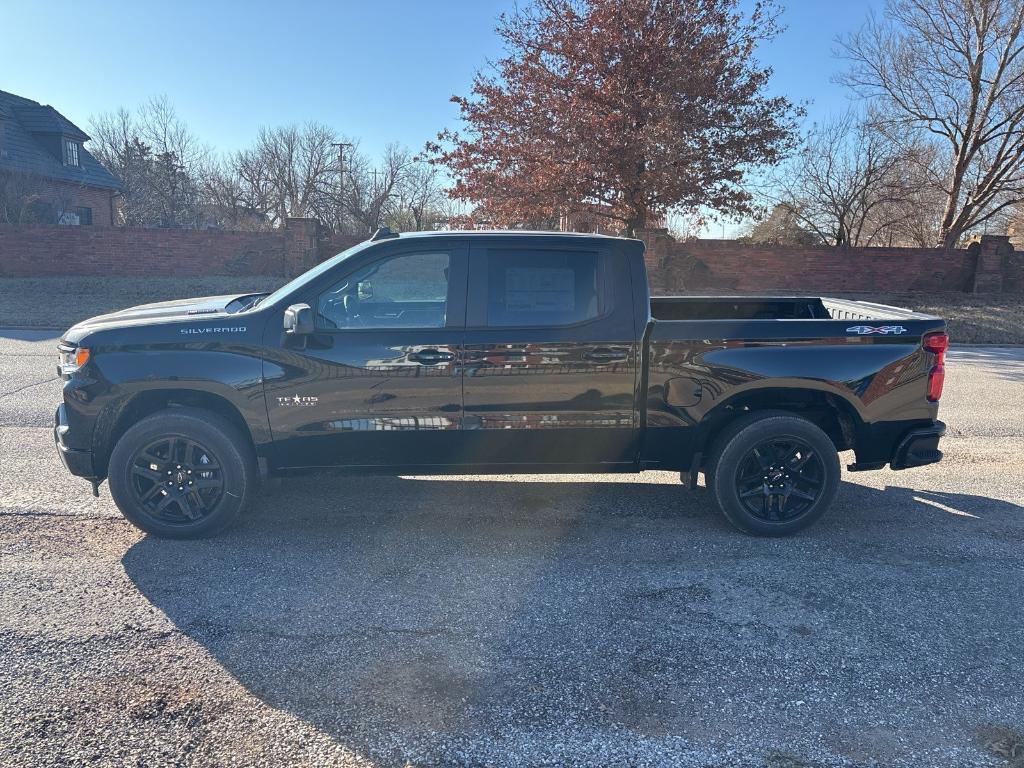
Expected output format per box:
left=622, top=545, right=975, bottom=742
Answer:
left=93, top=346, right=270, bottom=441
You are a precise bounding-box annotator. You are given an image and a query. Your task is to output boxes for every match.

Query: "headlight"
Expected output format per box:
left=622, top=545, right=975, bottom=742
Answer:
left=58, top=345, right=90, bottom=375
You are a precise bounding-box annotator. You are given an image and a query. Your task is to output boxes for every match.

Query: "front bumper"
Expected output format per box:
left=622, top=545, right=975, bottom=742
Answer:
left=890, top=420, right=946, bottom=470
left=54, top=404, right=96, bottom=479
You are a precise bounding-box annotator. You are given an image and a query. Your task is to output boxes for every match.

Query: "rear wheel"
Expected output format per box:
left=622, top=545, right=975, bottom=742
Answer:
left=108, top=408, right=256, bottom=538
left=707, top=412, right=840, bottom=536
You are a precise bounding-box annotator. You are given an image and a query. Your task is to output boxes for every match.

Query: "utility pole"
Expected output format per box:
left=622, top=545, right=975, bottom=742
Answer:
left=332, top=142, right=353, bottom=231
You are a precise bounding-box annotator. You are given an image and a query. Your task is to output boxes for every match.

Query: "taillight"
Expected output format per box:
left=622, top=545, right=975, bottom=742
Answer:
left=923, top=332, right=949, bottom=402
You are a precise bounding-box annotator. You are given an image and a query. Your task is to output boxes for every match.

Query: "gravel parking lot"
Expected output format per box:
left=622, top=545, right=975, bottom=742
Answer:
left=1, top=331, right=1022, bottom=767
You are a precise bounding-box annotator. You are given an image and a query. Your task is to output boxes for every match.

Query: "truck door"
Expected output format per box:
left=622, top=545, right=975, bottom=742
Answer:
left=263, top=242, right=468, bottom=468
left=460, top=239, right=640, bottom=469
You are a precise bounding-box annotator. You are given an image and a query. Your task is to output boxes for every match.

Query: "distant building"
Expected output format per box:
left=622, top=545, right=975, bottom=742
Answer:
left=1006, top=211, right=1024, bottom=250
left=0, top=89, right=122, bottom=226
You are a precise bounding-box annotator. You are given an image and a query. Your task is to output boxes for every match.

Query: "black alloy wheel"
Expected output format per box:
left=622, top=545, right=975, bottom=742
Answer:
left=108, top=407, right=256, bottom=538
left=129, top=435, right=224, bottom=524
left=735, top=437, right=826, bottom=523
left=707, top=412, right=841, bottom=536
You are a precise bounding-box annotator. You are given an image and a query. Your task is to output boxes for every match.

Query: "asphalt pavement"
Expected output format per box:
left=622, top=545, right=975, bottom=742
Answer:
left=1, top=329, right=1022, bottom=767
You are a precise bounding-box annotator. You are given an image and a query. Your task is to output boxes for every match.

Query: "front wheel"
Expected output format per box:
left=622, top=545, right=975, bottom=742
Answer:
left=708, top=413, right=840, bottom=536
left=107, top=408, right=257, bottom=539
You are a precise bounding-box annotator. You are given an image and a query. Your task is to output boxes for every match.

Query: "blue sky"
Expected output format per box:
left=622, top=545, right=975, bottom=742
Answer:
left=3, top=0, right=880, bottom=158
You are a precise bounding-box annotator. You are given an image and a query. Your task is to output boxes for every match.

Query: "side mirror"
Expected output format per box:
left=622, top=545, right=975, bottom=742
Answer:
left=283, top=303, right=314, bottom=335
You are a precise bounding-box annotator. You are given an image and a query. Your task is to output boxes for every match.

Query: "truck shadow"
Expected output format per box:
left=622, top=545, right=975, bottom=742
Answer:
left=121, top=475, right=1024, bottom=766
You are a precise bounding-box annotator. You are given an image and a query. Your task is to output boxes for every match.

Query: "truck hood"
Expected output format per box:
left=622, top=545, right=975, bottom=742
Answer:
left=62, top=293, right=257, bottom=344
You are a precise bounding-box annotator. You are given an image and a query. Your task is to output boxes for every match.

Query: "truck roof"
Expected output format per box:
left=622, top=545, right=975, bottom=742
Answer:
left=381, top=229, right=638, bottom=243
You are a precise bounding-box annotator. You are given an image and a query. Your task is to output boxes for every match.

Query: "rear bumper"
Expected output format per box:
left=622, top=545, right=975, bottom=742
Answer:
left=847, top=419, right=946, bottom=472
left=54, top=404, right=96, bottom=479
left=890, top=420, right=946, bottom=470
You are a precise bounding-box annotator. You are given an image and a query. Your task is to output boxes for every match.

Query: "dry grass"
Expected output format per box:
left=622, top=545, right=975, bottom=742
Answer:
left=874, top=293, right=1024, bottom=345
left=0, top=276, right=284, bottom=330
left=0, top=278, right=1021, bottom=344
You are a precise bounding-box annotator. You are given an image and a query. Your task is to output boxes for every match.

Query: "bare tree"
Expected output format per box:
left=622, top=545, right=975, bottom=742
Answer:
left=202, top=159, right=274, bottom=231
left=90, top=97, right=208, bottom=227
left=878, top=139, right=950, bottom=245
left=743, top=203, right=822, bottom=245
left=89, top=100, right=450, bottom=234
left=393, top=159, right=446, bottom=231
left=89, top=108, right=149, bottom=225
left=212, top=132, right=447, bottom=235
left=839, top=0, right=1024, bottom=248
left=234, top=122, right=340, bottom=227
left=338, top=143, right=414, bottom=234
left=0, top=169, right=48, bottom=224
left=767, top=112, right=920, bottom=246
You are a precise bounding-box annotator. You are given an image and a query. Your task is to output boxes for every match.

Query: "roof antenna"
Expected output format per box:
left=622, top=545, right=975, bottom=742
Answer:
left=370, top=226, right=399, bottom=241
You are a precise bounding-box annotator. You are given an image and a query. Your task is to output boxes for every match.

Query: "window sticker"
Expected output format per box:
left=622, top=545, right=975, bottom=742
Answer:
left=505, top=268, right=575, bottom=312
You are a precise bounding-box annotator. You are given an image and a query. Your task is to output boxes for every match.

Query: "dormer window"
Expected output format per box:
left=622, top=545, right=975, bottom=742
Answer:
left=64, top=139, right=80, bottom=167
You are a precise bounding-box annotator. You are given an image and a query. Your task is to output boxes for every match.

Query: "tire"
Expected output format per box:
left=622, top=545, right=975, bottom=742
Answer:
left=107, top=407, right=257, bottom=539
left=707, top=411, right=840, bottom=536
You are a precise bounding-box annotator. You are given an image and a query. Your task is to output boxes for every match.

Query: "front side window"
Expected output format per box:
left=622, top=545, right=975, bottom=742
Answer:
left=486, top=249, right=603, bottom=327
left=317, top=251, right=450, bottom=329
left=64, top=140, right=80, bottom=166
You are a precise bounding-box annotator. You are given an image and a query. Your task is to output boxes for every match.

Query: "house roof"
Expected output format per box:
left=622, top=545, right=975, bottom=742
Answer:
left=0, top=89, right=122, bottom=192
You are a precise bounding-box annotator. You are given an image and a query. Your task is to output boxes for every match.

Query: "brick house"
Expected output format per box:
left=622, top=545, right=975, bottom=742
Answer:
left=0, top=89, right=122, bottom=226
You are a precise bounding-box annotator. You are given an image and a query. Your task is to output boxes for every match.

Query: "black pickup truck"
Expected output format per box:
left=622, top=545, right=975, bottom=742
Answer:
left=54, top=230, right=948, bottom=538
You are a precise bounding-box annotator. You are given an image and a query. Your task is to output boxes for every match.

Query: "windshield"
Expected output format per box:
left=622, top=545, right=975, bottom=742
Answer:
left=251, top=240, right=377, bottom=310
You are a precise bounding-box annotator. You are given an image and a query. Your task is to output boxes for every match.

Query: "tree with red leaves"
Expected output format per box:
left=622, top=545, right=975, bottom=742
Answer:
left=428, top=0, right=802, bottom=236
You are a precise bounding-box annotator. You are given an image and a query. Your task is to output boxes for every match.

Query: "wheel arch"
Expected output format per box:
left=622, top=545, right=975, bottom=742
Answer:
left=699, top=386, right=862, bottom=457
left=94, top=388, right=256, bottom=479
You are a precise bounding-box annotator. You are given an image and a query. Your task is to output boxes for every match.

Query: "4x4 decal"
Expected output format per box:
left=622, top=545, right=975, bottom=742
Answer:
left=846, top=325, right=907, bottom=335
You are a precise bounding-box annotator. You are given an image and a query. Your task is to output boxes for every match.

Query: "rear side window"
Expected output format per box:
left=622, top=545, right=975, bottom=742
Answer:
left=486, top=249, right=603, bottom=327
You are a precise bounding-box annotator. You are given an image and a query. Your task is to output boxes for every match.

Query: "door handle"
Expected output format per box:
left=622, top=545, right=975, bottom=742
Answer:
left=584, top=348, right=628, bottom=363
left=408, top=349, right=455, bottom=365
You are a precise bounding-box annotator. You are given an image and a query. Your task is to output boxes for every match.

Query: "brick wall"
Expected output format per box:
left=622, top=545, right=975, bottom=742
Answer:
left=0, top=219, right=364, bottom=278
left=319, top=233, right=365, bottom=261
left=1006, top=250, right=1024, bottom=294
left=643, top=232, right=989, bottom=295
left=1, top=220, right=1016, bottom=293
left=0, top=225, right=287, bottom=277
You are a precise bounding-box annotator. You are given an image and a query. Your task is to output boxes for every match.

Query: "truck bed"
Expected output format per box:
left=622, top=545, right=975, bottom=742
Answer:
left=642, top=294, right=947, bottom=472
left=650, top=295, right=939, bottom=322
